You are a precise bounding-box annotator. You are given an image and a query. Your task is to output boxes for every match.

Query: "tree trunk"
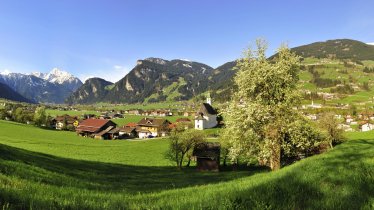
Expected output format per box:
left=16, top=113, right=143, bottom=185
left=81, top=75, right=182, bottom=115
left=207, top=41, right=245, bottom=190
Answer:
left=178, top=154, right=185, bottom=169
left=269, top=142, right=281, bottom=171
left=186, top=157, right=191, bottom=167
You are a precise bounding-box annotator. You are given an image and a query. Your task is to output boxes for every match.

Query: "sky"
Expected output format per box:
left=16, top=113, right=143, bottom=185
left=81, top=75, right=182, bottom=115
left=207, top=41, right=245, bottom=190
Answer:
left=0, top=0, right=374, bottom=82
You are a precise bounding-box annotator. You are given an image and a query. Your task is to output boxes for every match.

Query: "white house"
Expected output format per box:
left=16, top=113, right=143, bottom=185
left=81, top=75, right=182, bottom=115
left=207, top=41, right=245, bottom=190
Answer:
left=360, top=123, right=374, bottom=132
left=194, top=96, right=218, bottom=130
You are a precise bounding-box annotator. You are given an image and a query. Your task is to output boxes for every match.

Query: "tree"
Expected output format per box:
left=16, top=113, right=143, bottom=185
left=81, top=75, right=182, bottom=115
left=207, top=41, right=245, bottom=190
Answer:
left=318, top=112, right=345, bottom=148
left=165, top=129, right=206, bottom=169
left=222, top=40, right=323, bottom=171
left=34, top=106, right=47, bottom=126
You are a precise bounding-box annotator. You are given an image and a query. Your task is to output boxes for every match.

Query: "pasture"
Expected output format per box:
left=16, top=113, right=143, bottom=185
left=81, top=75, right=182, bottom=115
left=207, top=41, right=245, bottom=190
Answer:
left=0, top=120, right=373, bottom=209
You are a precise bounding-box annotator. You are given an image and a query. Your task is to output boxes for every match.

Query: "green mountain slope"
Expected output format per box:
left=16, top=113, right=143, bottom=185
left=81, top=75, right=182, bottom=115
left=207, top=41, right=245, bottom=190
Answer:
left=66, top=78, right=113, bottom=104
left=291, top=39, right=374, bottom=61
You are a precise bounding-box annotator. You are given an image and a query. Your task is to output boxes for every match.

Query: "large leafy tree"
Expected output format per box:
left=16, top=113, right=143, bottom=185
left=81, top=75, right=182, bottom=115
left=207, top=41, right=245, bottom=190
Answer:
left=222, top=40, right=323, bottom=170
left=165, top=129, right=206, bottom=169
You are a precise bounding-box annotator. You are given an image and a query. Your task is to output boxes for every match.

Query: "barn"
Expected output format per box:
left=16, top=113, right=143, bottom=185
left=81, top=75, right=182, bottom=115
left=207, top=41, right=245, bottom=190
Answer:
left=75, top=119, right=117, bottom=140
left=193, top=142, right=221, bottom=172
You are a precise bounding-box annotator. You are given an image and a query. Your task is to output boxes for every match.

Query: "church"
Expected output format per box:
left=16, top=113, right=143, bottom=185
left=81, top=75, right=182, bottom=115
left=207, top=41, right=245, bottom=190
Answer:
left=194, top=95, right=218, bottom=130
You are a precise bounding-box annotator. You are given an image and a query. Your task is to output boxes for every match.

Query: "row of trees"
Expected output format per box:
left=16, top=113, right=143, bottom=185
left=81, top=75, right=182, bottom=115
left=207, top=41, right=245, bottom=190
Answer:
left=0, top=104, right=49, bottom=127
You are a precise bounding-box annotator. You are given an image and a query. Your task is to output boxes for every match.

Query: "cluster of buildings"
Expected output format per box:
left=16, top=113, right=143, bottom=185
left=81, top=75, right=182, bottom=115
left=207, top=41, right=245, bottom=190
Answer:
left=50, top=96, right=220, bottom=140
left=305, top=112, right=374, bottom=132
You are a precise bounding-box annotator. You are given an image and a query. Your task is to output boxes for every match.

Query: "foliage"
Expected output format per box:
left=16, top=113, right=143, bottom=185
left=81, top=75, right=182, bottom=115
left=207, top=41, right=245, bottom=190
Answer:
left=33, top=106, right=47, bottom=126
left=165, top=129, right=206, bottom=169
left=222, top=40, right=324, bottom=171
left=318, top=112, right=345, bottom=148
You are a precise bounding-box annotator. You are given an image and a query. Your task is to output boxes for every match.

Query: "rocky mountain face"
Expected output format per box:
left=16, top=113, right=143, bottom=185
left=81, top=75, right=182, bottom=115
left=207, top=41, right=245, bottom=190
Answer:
left=65, top=78, right=113, bottom=104
left=67, top=58, right=216, bottom=104
left=0, top=69, right=82, bottom=104
left=0, top=82, right=35, bottom=103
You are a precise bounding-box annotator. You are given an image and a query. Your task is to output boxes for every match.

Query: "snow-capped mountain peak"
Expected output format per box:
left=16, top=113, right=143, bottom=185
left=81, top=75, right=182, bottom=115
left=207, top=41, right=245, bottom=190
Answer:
left=0, top=69, right=12, bottom=76
left=44, top=68, right=74, bottom=84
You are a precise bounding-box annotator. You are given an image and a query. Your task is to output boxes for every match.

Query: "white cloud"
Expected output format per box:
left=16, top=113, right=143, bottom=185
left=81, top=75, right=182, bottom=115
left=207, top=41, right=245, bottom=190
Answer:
left=367, top=42, right=374, bottom=46
left=78, top=65, right=130, bottom=83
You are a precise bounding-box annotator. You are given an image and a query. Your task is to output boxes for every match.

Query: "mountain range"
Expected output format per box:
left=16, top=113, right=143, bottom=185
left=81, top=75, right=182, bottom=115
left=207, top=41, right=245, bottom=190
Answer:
left=2, top=39, right=374, bottom=104
left=0, top=68, right=82, bottom=104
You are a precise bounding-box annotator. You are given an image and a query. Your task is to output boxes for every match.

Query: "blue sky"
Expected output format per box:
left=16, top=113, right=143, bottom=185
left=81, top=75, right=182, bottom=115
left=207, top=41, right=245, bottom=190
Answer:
left=0, top=0, right=373, bottom=82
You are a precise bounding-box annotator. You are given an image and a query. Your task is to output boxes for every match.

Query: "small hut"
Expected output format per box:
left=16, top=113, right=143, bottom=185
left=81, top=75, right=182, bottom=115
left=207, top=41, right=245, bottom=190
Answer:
left=193, top=142, right=220, bottom=172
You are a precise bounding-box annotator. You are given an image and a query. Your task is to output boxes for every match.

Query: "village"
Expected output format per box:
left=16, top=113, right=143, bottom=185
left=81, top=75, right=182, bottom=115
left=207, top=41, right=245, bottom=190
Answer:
left=46, top=95, right=220, bottom=140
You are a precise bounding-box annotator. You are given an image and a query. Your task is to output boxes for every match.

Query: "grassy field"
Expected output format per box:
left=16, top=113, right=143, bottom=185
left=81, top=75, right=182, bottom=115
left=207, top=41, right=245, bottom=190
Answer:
left=0, top=120, right=373, bottom=209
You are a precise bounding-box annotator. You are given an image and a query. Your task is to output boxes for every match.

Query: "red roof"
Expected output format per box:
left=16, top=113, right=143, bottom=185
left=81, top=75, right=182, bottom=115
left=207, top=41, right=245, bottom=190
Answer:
left=76, top=119, right=111, bottom=133
left=125, top=122, right=138, bottom=128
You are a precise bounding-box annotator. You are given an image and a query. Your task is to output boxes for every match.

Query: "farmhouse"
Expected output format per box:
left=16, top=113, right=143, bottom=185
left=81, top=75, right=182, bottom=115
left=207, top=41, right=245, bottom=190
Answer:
left=119, top=126, right=137, bottom=138
left=52, top=115, right=79, bottom=130
left=76, top=119, right=118, bottom=140
left=193, top=142, right=221, bottom=172
left=359, top=122, right=374, bottom=132
left=194, top=96, right=218, bottom=130
left=136, top=118, right=171, bottom=138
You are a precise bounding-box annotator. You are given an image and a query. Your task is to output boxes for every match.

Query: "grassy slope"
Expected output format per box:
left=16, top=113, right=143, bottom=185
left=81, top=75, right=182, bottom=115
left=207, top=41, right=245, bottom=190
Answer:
left=0, top=121, right=373, bottom=209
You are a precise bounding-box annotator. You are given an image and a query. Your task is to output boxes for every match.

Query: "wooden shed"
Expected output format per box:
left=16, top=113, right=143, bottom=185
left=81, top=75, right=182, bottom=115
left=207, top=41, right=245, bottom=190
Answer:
left=193, top=142, right=220, bottom=172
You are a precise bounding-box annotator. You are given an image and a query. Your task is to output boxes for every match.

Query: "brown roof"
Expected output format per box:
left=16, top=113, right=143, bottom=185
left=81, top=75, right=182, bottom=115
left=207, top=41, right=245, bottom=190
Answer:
left=197, top=103, right=217, bottom=116
left=176, top=118, right=191, bottom=123
left=120, top=127, right=136, bottom=133
left=137, top=118, right=170, bottom=127
left=76, top=119, right=115, bottom=133
left=54, top=115, right=78, bottom=123
left=95, top=126, right=114, bottom=137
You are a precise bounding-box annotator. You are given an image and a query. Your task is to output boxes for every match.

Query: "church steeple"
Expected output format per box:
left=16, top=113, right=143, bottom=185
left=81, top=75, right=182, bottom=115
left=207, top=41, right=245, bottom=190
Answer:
left=206, top=92, right=212, bottom=105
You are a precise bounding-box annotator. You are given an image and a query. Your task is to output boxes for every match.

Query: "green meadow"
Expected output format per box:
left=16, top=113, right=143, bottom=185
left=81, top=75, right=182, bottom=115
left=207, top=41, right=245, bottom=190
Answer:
left=0, top=120, right=373, bottom=209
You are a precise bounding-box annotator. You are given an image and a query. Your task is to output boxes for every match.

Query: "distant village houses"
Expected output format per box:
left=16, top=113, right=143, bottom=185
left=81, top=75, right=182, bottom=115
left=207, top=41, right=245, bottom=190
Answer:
left=52, top=115, right=79, bottom=130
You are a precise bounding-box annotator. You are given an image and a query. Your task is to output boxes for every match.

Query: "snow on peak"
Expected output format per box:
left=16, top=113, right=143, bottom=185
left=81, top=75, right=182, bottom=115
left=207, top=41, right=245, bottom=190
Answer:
left=31, top=72, right=46, bottom=78
left=179, top=58, right=191, bottom=62
left=0, top=69, right=11, bottom=75
left=44, top=68, right=76, bottom=84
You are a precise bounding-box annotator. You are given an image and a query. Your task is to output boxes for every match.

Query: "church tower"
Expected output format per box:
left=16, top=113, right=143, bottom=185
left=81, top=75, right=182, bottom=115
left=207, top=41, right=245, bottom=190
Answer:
left=206, top=92, right=212, bottom=105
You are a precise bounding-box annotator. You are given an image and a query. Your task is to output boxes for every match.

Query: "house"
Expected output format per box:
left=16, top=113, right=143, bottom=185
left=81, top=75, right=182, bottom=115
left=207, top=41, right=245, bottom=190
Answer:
left=194, top=95, right=218, bottom=130
left=360, top=122, right=374, bottom=132
left=136, top=118, right=171, bottom=138
left=193, top=142, right=220, bottom=172
left=306, top=114, right=318, bottom=121
left=95, top=127, right=120, bottom=140
left=76, top=119, right=117, bottom=139
left=52, top=115, right=79, bottom=130
left=345, top=115, right=355, bottom=124
left=338, top=124, right=353, bottom=132
left=108, top=112, right=123, bottom=119
left=119, top=122, right=138, bottom=138
left=119, top=126, right=137, bottom=138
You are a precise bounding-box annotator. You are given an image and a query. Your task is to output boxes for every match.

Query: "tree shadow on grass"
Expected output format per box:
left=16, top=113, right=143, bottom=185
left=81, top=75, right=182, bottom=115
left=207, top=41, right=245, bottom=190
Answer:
left=0, top=143, right=264, bottom=194
left=216, top=138, right=374, bottom=209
